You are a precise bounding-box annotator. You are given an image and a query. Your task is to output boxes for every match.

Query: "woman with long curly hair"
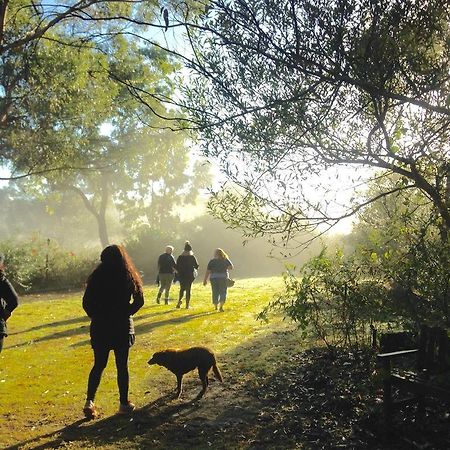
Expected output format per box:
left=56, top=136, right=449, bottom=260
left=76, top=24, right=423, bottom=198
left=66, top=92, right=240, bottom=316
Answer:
left=82, top=245, right=144, bottom=418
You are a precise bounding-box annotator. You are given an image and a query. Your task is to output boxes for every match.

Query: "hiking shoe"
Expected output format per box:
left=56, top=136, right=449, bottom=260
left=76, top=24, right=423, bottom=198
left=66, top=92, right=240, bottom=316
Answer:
left=83, top=400, right=98, bottom=419
left=118, top=401, right=135, bottom=414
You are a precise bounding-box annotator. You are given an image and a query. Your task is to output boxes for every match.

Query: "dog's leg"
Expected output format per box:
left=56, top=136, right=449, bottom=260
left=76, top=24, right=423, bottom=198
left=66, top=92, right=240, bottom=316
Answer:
left=176, top=374, right=183, bottom=399
left=196, top=367, right=209, bottom=399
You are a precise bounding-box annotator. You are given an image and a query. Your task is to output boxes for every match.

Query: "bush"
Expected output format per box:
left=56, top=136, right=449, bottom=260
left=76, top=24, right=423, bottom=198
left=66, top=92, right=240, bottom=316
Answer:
left=259, top=249, right=389, bottom=351
left=0, top=235, right=97, bottom=293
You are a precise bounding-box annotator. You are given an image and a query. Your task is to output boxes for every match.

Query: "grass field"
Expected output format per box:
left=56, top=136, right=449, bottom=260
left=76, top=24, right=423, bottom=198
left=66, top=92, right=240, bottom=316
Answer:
left=0, top=277, right=308, bottom=449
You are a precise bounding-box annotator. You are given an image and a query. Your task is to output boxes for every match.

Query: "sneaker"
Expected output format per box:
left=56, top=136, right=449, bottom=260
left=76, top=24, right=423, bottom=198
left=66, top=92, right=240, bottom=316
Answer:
left=118, top=401, right=135, bottom=414
left=83, top=400, right=98, bottom=419
left=176, top=301, right=182, bottom=309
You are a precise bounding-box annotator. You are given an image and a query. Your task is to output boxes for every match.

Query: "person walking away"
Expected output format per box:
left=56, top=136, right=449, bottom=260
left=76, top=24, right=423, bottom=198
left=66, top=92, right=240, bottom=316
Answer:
left=176, top=241, right=199, bottom=309
left=0, top=255, right=19, bottom=353
left=82, top=244, right=144, bottom=419
left=156, top=245, right=177, bottom=305
left=203, top=248, right=233, bottom=312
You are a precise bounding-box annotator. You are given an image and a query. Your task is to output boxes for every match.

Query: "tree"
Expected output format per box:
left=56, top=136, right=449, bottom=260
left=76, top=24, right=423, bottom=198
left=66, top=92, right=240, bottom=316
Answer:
left=177, top=0, right=450, bottom=245
left=43, top=127, right=210, bottom=248
left=0, top=0, right=188, bottom=178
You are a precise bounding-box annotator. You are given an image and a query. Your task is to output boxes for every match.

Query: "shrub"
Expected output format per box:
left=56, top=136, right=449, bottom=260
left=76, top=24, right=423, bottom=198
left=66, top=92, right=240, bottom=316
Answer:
left=259, top=249, right=389, bottom=351
left=0, top=235, right=97, bottom=293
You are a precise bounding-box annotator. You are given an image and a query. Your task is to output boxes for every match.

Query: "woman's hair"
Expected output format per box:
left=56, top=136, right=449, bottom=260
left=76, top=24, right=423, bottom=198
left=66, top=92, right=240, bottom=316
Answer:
left=214, top=248, right=228, bottom=259
left=184, top=241, right=192, bottom=252
left=94, top=244, right=143, bottom=294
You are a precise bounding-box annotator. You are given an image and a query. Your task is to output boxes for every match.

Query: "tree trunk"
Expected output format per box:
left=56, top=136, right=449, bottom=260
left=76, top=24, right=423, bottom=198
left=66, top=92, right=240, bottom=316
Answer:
left=97, top=174, right=110, bottom=248
left=97, top=211, right=109, bottom=248
left=69, top=174, right=110, bottom=248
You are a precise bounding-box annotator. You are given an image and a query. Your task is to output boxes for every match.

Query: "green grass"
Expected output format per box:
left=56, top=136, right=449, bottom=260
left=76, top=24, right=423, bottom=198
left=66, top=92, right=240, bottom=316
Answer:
left=0, top=277, right=304, bottom=449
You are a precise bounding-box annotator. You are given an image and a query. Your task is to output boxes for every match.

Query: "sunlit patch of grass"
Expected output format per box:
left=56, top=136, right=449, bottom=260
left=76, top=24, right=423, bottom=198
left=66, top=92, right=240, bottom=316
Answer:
left=0, top=277, right=293, bottom=448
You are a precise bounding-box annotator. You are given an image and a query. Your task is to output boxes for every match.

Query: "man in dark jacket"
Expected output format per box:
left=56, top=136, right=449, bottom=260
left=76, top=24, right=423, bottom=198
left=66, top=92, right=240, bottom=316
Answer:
left=0, top=255, right=19, bottom=353
left=156, top=245, right=177, bottom=305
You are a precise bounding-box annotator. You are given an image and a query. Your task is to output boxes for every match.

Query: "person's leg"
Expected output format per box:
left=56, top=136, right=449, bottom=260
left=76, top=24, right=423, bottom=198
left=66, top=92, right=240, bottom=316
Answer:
left=86, top=346, right=110, bottom=402
left=160, top=274, right=173, bottom=304
left=210, top=279, right=219, bottom=309
left=0, top=336, right=4, bottom=353
left=156, top=277, right=163, bottom=304
left=218, top=279, right=228, bottom=311
left=114, top=345, right=130, bottom=405
left=177, top=280, right=186, bottom=308
left=185, top=281, right=192, bottom=308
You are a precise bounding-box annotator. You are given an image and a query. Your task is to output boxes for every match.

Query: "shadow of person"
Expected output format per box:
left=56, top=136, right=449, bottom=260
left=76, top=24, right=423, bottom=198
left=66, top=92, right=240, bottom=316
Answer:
left=4, top=394, right=198, bottom=450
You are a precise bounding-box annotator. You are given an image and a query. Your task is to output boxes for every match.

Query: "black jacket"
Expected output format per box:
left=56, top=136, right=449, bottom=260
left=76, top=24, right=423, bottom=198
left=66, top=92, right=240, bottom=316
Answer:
left=0, top=273, right=19, bottom=337
left=82, top=266, right=144, bottom=349
left=158, top=253, right=177, bottom=274
left=176, top=253, right=199, bottom=282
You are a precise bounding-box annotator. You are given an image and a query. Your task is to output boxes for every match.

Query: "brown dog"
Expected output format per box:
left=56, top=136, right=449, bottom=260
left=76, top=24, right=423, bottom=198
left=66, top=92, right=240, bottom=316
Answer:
left=148, top=346, right=223, bottom=399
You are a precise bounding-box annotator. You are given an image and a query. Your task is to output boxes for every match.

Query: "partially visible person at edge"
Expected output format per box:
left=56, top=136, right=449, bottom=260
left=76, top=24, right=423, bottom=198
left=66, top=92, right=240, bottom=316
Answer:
left=203, top=248, right=234, bottom=312
left=82, top=244, right=144, bottom=419
left=156, top=245, right=177, bottom=305
left=0, top=255, right=19, bottom=354
left=176, top=241, right=199, bottom=309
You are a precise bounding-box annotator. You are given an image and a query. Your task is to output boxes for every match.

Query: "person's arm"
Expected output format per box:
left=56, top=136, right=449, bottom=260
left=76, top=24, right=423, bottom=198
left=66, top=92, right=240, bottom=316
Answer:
left=130, top=290, right=144, bottom=315
left=203, top=270, right=211, bottom=286
left=82, top=280, right=96, bottom=318
left=193, top=256, right=199, bottom=269
left=157, top=255, right=162, bottom=272
left=0, top=278, right=19, bottom=321
left=171, top=255, right=178, bottom=273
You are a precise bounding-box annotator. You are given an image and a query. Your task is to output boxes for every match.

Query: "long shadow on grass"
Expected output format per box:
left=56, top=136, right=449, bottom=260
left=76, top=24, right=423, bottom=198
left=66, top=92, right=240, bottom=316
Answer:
left=9, top=306, right=173, bottom=337
left=71, top=311, right=217, bottom=348
left=7, top=311, right=216, bottom=350
left=3, top=394, right=199, bottom=450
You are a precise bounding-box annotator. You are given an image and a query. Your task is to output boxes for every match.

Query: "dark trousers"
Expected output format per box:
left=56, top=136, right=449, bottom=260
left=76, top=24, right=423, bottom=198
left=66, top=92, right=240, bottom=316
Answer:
left=179, top=279, right=193, bottom=302
left=0, top=336, right=3, bottom=353
left=87, top=345, right=130, bottom=404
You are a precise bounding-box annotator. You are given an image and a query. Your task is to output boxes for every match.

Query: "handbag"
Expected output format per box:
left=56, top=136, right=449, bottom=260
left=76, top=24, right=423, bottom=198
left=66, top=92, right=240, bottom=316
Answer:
left=226, top=278, right=235, bottom=287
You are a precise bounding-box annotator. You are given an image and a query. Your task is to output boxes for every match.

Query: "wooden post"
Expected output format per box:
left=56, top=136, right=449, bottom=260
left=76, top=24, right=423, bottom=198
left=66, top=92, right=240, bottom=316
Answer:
left=382, top=357, right=392, bottom=426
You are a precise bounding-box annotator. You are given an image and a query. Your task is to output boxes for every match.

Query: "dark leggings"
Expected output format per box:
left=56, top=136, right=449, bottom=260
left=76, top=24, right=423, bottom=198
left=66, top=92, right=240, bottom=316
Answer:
left=0, top=336, right=3, bottom=353
left=87, top=345, right=130, bottom=404
left=179, top=279, right=193, bottom=302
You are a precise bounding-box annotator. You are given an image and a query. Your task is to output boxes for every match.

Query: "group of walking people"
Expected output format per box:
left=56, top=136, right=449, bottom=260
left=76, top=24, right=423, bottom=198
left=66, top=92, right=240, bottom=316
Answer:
left=156, top=241, right=234, bottom=311
left=0, top=242, right=234, bottom=419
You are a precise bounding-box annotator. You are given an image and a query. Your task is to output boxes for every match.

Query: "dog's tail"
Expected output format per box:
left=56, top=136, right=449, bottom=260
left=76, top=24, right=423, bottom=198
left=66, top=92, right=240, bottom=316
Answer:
left=212, top=363, right=223, bottom=382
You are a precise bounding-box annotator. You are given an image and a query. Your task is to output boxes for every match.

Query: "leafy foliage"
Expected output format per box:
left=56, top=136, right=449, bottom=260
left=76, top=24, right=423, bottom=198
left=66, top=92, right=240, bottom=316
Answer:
left=0, top=235, right=97, bottom=293
left=260, top=250, right=388, bottom=350
left=184, top=0, right=450, bottom=242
